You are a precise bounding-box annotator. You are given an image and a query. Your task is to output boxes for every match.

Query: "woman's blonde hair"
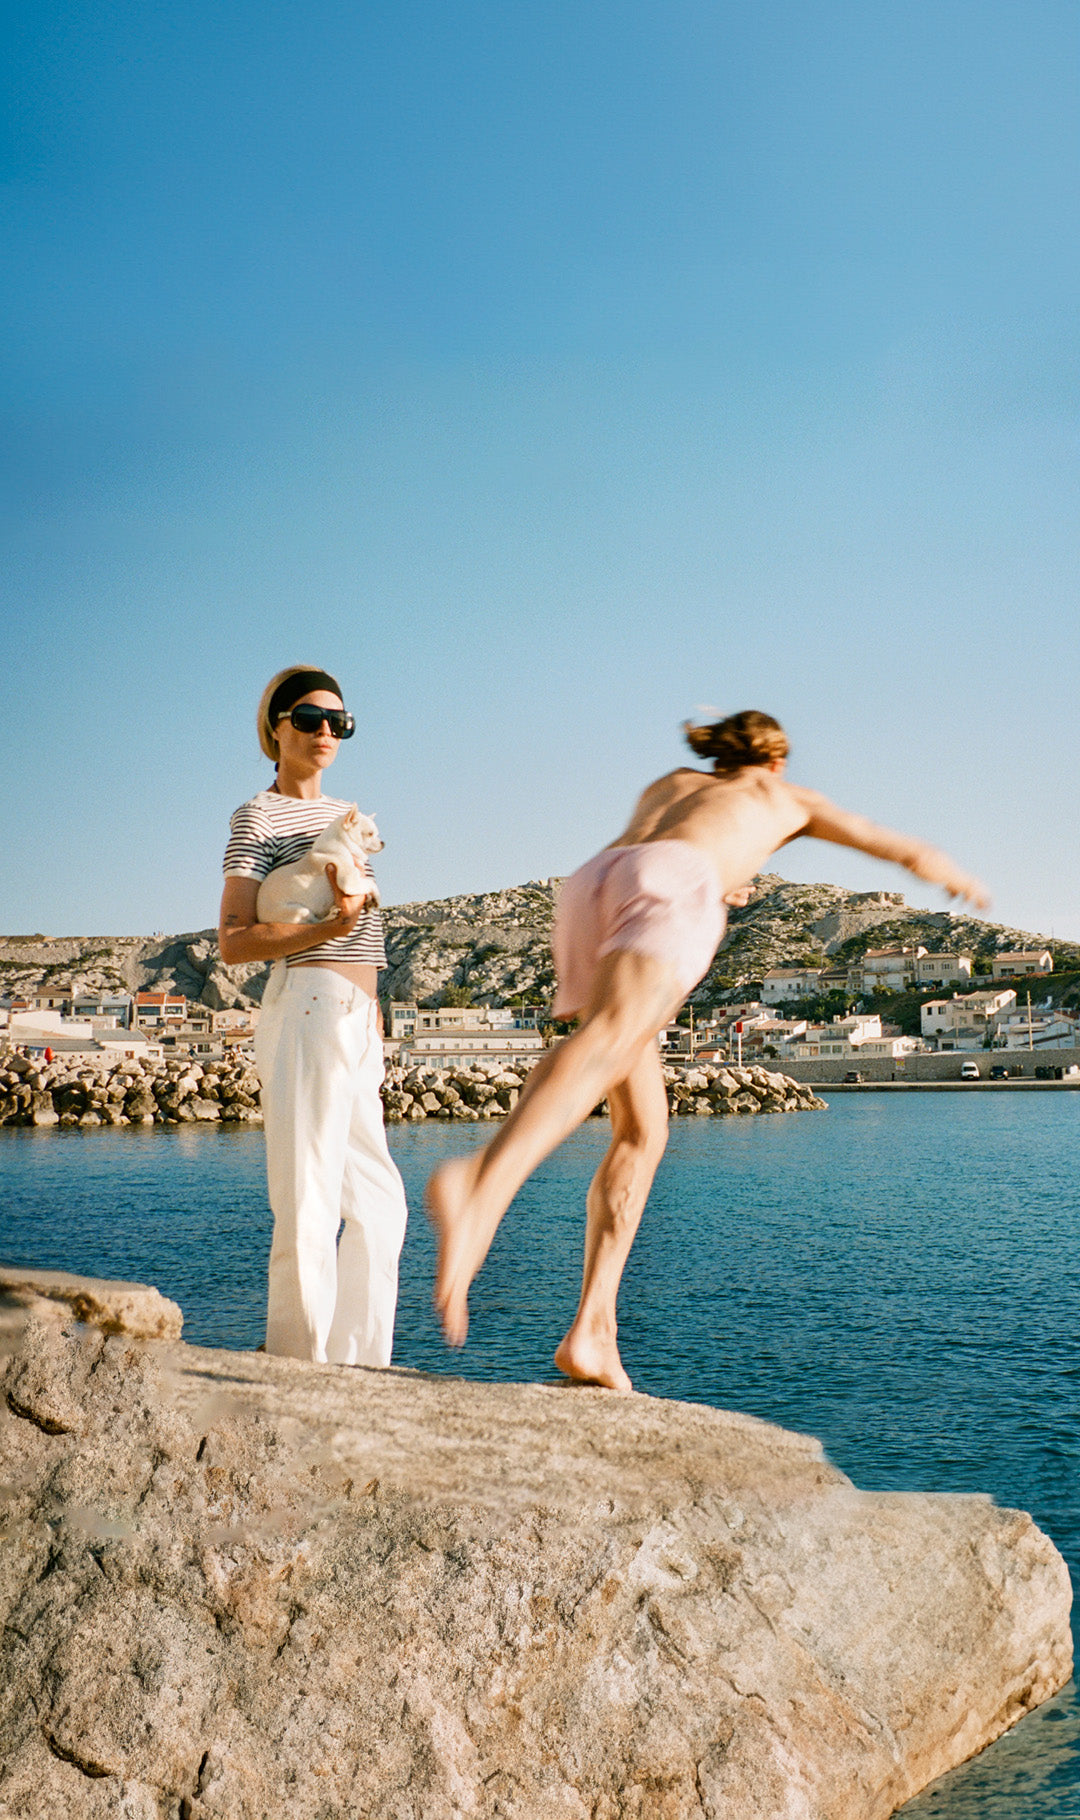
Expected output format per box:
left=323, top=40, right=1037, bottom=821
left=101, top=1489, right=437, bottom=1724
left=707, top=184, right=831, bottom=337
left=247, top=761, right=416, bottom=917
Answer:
left=256, top=665, right=341, bottom=763
left=684, top=709, right=789, bottom=773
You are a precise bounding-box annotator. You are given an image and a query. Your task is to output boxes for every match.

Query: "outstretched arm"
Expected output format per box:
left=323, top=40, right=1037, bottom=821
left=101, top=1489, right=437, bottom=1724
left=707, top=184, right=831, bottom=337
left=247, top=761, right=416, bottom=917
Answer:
left=789, top=786, right=990, bottom=909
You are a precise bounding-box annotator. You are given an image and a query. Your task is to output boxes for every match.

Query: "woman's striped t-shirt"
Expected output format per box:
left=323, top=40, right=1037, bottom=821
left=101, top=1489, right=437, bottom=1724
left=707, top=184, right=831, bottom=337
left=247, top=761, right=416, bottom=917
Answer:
left=223, top=789, right=387, bottom=969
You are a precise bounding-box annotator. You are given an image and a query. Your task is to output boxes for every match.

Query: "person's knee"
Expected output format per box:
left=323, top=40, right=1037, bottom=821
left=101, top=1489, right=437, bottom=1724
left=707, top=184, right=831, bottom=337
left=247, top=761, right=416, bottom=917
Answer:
left=565, top=1014, right=626, bottom=1084
left=646, top=1117, right=669, bottom=1168
left=614, top=1122, right=666, bottom=1173
left=609, top=1094, right=668, bottom=1162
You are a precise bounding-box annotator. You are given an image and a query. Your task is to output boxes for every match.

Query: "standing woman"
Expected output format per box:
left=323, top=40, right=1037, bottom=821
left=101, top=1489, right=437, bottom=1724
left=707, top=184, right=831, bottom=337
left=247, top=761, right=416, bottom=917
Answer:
left=219, top=666, right=408, bottom=1366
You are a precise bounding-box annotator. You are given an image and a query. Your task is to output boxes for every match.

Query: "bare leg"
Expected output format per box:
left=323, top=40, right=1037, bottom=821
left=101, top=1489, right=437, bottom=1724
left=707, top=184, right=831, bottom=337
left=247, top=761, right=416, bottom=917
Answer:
left=553, top=1044, right=669, bottom=1392
left=427, top=950, right=682, bottom=1345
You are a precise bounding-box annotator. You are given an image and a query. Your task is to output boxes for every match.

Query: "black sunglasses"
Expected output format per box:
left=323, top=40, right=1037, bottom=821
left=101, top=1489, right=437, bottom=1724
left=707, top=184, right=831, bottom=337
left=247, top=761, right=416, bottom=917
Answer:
left=278, top=704, right=355, bottom=739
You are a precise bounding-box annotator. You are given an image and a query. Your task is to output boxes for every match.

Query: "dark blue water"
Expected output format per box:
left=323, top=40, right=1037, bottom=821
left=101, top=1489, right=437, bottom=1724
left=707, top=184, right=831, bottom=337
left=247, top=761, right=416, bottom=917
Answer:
left=1, top=1095, right=1077, bottom=1816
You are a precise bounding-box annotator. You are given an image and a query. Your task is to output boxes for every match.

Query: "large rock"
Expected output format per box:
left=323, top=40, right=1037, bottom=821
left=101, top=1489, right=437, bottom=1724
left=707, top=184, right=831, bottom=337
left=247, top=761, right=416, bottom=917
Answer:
left=0, top=1275, right=1070, bottom=1820
left=0, top=1265, right=182, bottom=1340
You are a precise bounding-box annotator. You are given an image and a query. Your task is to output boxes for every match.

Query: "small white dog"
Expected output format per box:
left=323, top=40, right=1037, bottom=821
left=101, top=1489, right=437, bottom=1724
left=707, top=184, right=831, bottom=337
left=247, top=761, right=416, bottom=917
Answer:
left=256, top=806, right=383, bottom=925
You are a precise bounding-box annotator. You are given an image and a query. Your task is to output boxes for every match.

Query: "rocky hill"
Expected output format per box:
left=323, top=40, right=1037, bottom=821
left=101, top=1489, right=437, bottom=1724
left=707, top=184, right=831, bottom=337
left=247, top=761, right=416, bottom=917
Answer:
left=1, top=875, right=1076, bottom=1012
left=696, top=875, right=1080, bottom=997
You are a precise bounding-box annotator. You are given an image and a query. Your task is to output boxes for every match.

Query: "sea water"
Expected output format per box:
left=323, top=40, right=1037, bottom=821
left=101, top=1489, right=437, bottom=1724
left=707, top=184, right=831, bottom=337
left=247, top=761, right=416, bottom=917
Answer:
left=1, top=1094, right=1077, bottom=1816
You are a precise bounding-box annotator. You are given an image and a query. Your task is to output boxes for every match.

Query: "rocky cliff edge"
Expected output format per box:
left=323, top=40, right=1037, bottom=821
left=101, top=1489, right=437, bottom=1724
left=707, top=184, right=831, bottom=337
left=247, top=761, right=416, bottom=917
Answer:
left=0, top=1270, right=1071, bottom=1820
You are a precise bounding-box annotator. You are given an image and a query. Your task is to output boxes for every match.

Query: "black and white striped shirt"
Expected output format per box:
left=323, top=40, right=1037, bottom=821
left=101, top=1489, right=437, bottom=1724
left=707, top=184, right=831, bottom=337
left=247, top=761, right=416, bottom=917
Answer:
left=223, top=790, right=387, bottom=969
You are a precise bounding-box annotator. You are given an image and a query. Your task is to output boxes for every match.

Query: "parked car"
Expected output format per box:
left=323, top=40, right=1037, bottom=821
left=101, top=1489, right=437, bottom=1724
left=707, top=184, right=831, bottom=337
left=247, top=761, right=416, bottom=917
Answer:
left=959, top=1061, right=981, bottom=1080
left=988, top=1065, right=1010, bottom=1080
left=842, top=1071, right=863, bottom=1084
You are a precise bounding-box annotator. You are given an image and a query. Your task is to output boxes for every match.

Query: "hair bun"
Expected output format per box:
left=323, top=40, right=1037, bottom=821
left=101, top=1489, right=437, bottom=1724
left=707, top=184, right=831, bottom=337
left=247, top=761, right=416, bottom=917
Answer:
left=683, top=710, right=788, bottom=773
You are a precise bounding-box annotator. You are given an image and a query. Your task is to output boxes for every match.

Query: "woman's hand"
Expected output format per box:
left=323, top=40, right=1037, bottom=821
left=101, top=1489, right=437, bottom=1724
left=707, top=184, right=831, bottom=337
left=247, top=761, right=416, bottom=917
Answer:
left=325, top=863, right=373, bottom=932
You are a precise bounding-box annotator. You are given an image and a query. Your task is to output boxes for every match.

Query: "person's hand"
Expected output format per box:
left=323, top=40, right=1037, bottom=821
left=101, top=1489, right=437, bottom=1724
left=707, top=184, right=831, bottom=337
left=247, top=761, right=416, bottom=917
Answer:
left=908, top=847, right=990, bottom=911
left=325, top=863, right=370, bottom=930
left=723, top=883, right=755, bottom=908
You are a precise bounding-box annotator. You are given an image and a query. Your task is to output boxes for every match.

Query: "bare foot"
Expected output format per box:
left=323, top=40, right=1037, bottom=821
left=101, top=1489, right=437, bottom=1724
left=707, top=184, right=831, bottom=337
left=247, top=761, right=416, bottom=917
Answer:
left=425, top=1156, right=485, bottom=1347
left=554, top=1329, right=633, bottom=1394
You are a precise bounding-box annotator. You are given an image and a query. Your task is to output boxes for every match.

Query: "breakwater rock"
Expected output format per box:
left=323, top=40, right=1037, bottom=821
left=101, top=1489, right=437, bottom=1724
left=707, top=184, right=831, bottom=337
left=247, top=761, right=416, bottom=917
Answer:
left=0, top=1045, right=824, bottom=1128
left=0, top=1271, right=1071, bottom=1820
left=0, top=1047, right=263, bottom=1128
left=381, top=1060, right=827, bottom=1122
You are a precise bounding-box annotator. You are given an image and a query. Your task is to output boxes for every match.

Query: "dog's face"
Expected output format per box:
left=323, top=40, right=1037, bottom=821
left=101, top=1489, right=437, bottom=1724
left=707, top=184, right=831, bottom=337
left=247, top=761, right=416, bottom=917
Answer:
left=341, top=806, right=384, bottom=854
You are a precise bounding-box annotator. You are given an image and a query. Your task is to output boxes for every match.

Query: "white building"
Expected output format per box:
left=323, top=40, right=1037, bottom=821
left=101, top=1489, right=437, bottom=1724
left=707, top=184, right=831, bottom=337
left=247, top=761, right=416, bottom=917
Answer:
left=779, top=1013, right=911, bottom=1060
left=29, top=987, right=76, bottom=1013
left=133, top=992, right=188, bottom=1029
left=72, top=992, right=132, bottom=1026
left=848, top=1035, right=923, bottom=1059
left=94, top=1031, right=164, bottom=1060
left=992, top=1009, right=1077, bottom=1050
left=761, top=967, right=824, bottom=1006
left=746, top=1017, right=808, bottom=1056
left=859, top=947, right=927, bottom=993
left=399, top=1030, right=545, bottom=1070
left=991, top=950, right=1053, bottom=980
left=390, top=1004, right=546, bottom=1068
left=921, top=989, right=1016, bottom=1048
left=8, top=1010, right=95, bottom=1044
left=388, top=1002, right=541, bottom=1041
left=912, top=953, right=973, bottom=987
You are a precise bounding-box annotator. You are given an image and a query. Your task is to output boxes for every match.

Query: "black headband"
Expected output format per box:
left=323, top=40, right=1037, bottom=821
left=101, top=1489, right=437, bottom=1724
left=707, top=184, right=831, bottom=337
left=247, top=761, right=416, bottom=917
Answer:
left=268, top=669, right=343, bottom=724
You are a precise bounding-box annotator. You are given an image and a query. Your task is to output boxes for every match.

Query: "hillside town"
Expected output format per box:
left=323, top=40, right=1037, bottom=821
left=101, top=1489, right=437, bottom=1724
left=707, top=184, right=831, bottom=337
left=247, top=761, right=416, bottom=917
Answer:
left=0, top=989, right=259, bottom=1063
left=2, top=942, right=1076, bottom=1076
left=677, top=945, right=1077, bottom=1071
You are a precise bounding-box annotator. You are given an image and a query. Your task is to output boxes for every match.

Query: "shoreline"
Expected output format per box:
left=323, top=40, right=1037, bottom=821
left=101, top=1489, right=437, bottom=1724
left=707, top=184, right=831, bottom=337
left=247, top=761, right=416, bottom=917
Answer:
left=806, top=1077, right=1080, bottom=1092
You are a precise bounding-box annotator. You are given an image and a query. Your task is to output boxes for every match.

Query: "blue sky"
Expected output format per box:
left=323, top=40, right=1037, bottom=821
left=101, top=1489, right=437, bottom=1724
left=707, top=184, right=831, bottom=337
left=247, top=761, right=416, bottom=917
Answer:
left=3, top=1, right=1078, bottom=939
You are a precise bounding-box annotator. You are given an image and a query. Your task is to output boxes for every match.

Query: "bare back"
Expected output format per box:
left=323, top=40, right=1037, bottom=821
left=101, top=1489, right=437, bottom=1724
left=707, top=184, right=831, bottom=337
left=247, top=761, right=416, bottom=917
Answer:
left=608, top=766, right=989, bottom=909
left=609, top=767, right=808, bottom=897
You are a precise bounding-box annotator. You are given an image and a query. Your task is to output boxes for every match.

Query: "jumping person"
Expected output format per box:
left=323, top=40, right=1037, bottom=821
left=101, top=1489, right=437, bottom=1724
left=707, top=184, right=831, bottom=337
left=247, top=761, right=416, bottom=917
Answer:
left=219, top=666, right=408, bottom=1366
left=427, top=710, right=988, bottom=1391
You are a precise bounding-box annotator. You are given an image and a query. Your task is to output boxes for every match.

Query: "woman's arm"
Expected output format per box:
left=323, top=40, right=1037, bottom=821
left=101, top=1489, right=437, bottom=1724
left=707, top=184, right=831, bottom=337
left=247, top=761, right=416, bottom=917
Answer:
left=218, top=868, right=368, bottom=965
left=789, top=786, right=990, bottom=908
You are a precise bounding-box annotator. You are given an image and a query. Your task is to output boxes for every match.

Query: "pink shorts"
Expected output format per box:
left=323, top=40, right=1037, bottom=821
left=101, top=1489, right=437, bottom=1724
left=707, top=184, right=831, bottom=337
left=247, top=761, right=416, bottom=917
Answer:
left=550, top=840, right=727, bottom=1019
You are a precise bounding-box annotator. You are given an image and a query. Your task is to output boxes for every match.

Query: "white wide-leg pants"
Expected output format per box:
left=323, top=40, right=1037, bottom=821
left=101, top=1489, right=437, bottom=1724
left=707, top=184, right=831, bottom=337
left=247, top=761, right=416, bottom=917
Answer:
left=254, top=965, right=408, bottom=1366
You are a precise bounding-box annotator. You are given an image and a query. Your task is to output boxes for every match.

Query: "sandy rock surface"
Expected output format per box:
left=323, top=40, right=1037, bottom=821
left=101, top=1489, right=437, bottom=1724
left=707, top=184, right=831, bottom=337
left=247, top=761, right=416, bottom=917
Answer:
left=0, top=1267, right=182, bottom=1341
left=0, top=1274, right=1071, bottom=1820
